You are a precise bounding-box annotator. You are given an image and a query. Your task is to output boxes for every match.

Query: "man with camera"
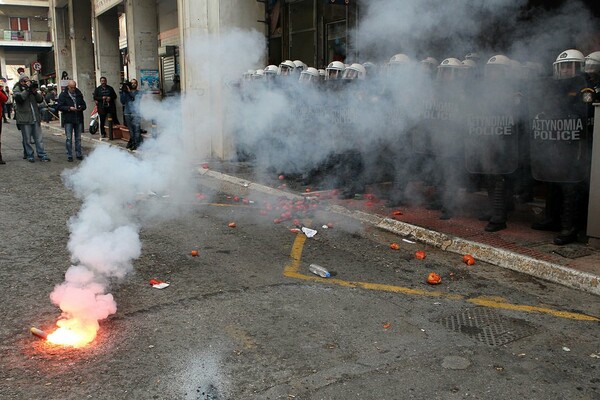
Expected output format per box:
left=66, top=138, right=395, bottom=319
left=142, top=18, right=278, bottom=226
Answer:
left=93, top=76, right=119, bottom=139
left=120, top=79, right=142, bottom=150
left=13, top=74, right=50, bottom=162
left=57, top=80, right=87, bottom=162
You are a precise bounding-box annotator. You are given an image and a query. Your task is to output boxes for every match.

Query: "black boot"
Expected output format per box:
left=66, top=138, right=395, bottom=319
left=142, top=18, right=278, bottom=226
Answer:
left=553, top=184, right=578, bottom=246
left=485, top=176, right=507, bottom=232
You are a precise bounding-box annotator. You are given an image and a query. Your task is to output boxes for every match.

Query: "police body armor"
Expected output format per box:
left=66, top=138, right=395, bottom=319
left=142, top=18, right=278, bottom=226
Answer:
left=528, top=75, right=593, bottom=183
left=464, top=82, right=521, bottom=175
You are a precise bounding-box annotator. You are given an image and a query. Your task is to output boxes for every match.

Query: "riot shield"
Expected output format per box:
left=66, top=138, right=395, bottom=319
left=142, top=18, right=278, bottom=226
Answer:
left=528, top=76, right=592, bottom=183
left=464, top=85, right=520, bottom=175
left=412, top=85, right=465, bottom=158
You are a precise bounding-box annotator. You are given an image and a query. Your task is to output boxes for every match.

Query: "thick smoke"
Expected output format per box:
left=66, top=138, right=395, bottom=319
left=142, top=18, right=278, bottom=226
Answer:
left=46, top=32, right=268, bottom=343
left=48, top=0, right=598, bottom=343
left=227, top=0, right=598, bottom=208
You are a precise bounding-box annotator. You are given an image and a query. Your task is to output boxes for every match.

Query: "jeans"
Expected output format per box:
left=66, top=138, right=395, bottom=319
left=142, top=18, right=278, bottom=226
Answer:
left=20, top=123, right=49, bottom=160
left=65, top=122, right=83, bottom=158
left=124, top=114, right=141, bottom=148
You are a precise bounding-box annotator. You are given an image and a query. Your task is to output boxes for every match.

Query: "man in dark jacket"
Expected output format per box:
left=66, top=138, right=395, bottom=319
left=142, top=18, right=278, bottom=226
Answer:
left=92, top=76, right=118, bottom=139
left=57, top=80, right=87, bottom=161
left=13, top=74, right=51, bottom=162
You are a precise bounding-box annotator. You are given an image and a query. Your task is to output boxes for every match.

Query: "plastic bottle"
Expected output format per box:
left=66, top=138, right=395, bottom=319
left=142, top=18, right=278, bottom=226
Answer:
left=309, top=263, right=331, bottom=278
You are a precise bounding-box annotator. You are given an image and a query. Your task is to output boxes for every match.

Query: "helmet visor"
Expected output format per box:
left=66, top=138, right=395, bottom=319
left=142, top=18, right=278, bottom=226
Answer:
left=584, top=59, right=600, bottom=73
left=553, top=61, right=582, bottom=79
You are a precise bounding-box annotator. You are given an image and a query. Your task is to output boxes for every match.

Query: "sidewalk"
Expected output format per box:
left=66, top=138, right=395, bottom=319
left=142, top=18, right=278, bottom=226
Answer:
left=39, top=121, right=600, bottom=296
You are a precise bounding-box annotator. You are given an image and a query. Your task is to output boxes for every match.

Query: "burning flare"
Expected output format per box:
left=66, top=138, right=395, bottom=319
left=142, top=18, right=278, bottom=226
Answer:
left=46, top=318, right=99, bottom=348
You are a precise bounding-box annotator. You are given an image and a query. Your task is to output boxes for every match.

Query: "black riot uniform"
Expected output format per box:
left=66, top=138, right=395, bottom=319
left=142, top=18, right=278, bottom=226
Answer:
left=528, top=74, right=595, bottom=245
left=465, top=56, right=527, bottom=232
left=413, top=58, right=468, bottom=219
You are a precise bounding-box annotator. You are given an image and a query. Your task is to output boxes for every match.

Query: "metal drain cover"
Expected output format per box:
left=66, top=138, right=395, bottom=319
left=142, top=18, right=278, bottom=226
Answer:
left=437, top=307, right=537, bottom=346
left=552, top=246, right=593, bottom=259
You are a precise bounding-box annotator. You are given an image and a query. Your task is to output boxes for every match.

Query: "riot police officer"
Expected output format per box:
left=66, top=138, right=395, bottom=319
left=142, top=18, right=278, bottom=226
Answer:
left=529, top=49, right=593, bottom=245
left=466, top=55, right=523, bottom=232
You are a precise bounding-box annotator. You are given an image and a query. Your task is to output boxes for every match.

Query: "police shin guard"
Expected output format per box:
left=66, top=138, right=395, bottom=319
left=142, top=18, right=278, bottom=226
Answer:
left=554, top=184, right=578, bottom=245
left=485, top=176, right=507, bottom=232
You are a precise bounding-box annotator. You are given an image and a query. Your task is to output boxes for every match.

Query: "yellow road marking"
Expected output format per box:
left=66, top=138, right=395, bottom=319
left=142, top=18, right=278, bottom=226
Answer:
left=284, top=234, right=599, bottom=322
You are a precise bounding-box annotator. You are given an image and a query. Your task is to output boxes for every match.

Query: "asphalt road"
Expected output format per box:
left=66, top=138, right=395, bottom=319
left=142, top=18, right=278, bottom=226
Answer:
left=0, top=124, right=599, bottom=400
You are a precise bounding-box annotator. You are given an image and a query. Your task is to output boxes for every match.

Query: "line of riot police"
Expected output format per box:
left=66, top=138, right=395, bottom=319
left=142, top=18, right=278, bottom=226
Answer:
left=232, top=49, right=599, bottom=245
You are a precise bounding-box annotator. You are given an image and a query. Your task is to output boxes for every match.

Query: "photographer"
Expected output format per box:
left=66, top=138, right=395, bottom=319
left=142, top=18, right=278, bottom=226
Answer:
left=93, top=76, right=119, bottom=139
left=13, top=74, right=50, bottom=162
left=120, top=79, right=142, bottom=150
left=57, top=80, right=87, bottom=161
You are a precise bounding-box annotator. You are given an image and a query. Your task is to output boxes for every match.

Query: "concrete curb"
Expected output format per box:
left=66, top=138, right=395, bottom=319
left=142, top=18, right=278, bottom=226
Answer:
left=198, top=167, right=600, bottom=296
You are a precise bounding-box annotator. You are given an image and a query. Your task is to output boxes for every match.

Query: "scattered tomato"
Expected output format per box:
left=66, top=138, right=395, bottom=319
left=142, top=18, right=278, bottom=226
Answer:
left=390, top=243, right=400, bottom=250
left=463, top=254, right=474, bottom=263
left=228, top=222, right=236, bottom=228
left=383, top=322, right=391, bottom=330
left=415, top=251, right=426, bottom=260
left=191, top=250, right=199, bottom=257
left=427, top=272, right=442, bottom=285
left=278, top=174, right=285, bottom=180
left=233, top=196, right=240, bottom=202
left=201, top=163, right=209, bottom=169
left=466, top=257, right=476, bottom=266
left=392, top=210, right=403, bottom=216
left=305, top=188, right=311, bottom=193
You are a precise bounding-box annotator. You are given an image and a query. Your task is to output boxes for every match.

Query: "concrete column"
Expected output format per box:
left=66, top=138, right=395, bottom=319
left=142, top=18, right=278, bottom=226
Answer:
left=124, top=0, right=159, bottom=82
left=48, top=0, right=72, bottom=87
left=587, top=103, right=600, bottom=248
left=68, top=0, right=95, bottom=127
left=0, top=48, right=6, bottom=80
left=177, top=0, right=264, bottom=160
left=93, top=6, right=122, bottom=123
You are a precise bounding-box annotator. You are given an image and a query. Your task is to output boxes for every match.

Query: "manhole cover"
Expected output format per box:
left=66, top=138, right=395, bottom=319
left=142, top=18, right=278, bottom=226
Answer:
left=552, top=246, right=593, bottom=259
left=436, top=307, right=537, bottom=346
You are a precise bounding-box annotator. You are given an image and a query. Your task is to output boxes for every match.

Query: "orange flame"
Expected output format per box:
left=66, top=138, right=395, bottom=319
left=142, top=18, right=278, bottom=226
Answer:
left=46, top=318, right=98, bottom=348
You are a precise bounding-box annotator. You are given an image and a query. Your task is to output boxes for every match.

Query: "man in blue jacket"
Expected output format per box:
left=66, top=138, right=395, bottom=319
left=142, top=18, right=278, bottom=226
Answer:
left=57, top=80, right=87, bottom=161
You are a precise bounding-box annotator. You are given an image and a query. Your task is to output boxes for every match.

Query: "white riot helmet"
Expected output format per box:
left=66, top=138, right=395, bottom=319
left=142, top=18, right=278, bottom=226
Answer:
left=293, top=60, right=307, bottom=72
left=252, top=69, right=265, bottom=80
left=436, top=57, right=464, bottom=82
left=342, top=63, right=367, bottom=80
left=465, top=52, right=481, bottom=63
left=584, top=51, right=600, bottom=74
left=553, top=49, right=584, bottom=79
left=318, top=69, right=326, bottom=81
left=299, top=67, right=319, bottom=84
left=389, top=53, right=411, bottom=65
left=279, top=60, right=296, bottom=76
left=326, top=61, right=345, bottom=80
left=462, top=59, right=476, bottom=68
left=420, top=57, right=438, bottom=75
left=242, top=70, right=254, bottom=80
left=264, top=64, right=280, bottom=80
left=484, top=55, right=511, bottom=80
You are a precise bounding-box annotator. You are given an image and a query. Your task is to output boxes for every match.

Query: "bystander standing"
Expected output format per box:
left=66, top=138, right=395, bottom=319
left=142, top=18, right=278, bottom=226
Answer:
left=93, top=77, right=119, bottom=139
left=13, top=74, right=51, bottom=163
left=57, top=80, right=87, bottom=162
left=120, top=78, right=142, bottom=150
